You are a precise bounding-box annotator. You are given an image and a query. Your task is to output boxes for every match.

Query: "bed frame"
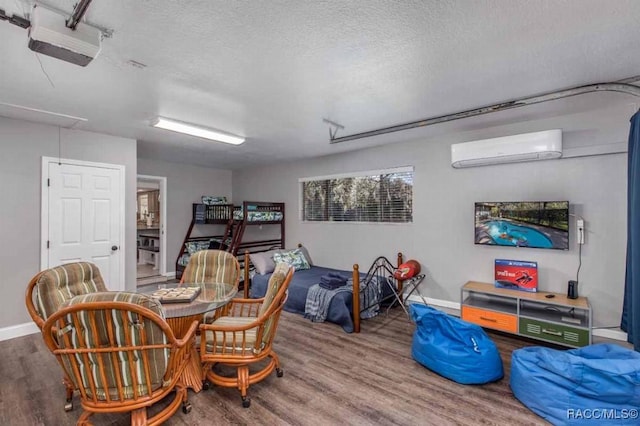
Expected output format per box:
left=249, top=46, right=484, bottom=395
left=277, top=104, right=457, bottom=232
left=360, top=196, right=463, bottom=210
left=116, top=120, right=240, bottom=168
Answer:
left=221, top=201, right=285, bottom=255
left=242, top=249, right=405, bottom=333
left=175, top=203, right=234, bottom=280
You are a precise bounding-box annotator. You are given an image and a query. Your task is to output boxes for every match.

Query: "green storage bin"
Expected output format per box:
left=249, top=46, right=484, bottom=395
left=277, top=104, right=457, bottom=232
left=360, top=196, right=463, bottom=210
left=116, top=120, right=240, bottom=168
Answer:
left=519, top=317, right=589, bottom=347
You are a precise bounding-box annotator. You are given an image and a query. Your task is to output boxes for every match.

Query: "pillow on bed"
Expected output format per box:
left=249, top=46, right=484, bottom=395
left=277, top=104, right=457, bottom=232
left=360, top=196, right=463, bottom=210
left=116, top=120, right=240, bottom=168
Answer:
left=273, top=248, right=310, bottom=271
left=297, top=245, right=313, bottom=266
left=252, top=249, right=282, bottom=275
left=185, top=240, right=212, bottom=255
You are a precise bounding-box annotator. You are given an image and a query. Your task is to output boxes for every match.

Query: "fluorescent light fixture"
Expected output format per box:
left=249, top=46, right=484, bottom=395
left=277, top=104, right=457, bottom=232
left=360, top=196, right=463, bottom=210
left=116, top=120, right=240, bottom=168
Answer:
left=152, top=117, right=245, bottom=145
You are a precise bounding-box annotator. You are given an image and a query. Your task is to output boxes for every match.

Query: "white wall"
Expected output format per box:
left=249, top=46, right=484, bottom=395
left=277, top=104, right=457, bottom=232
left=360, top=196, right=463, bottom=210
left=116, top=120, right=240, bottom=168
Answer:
left=232, top=134, right=627, bottom=329
left=137, top=158, right=233, bottom=274
left=0, top=116, right=137, bottom=329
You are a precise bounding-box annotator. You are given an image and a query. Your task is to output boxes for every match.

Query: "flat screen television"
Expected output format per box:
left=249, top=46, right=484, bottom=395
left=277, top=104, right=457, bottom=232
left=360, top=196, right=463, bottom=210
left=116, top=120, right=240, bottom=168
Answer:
left=475, top=201, right=569, bottom=250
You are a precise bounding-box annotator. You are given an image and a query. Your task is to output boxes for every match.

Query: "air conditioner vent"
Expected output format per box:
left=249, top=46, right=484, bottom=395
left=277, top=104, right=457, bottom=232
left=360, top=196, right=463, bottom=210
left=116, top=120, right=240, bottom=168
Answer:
left=451, top=130, right=562, bottom=168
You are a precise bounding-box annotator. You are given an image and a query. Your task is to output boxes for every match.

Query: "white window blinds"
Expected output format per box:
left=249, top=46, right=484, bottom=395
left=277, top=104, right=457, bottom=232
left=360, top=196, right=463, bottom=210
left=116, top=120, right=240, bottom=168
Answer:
left=300, top=166, right=413, bottom=223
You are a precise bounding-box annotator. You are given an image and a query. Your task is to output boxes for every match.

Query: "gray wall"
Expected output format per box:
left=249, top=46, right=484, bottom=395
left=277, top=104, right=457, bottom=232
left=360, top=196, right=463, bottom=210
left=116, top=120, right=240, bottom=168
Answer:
left=137, top=158, right=233, bottom=274
left=232, top=134, right=627, bottom=329
left=0, top=116, right=137, bottom=328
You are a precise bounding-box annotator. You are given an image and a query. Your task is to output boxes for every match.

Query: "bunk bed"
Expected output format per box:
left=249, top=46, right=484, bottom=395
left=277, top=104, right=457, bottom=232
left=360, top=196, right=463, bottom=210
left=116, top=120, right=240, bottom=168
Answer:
left=176, top=201, right=285, bottom=279
left=175, top=203, right=233, bottom=280
left=242, top=250, right=406, bottom=333
left=221, top=201, right=286, bottom=256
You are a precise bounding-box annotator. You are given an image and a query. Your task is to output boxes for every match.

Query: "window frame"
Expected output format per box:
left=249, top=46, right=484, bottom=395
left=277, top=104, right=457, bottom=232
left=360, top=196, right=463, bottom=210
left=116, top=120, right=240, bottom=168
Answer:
left=298, top=166, right=414, bottom=225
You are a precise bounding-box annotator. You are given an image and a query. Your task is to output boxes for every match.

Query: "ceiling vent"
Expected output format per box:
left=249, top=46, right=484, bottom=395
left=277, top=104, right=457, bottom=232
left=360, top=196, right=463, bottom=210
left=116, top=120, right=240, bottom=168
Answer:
left=451, top=129, right=562, bottom=168
left=28, top=5, right=101, bottom=67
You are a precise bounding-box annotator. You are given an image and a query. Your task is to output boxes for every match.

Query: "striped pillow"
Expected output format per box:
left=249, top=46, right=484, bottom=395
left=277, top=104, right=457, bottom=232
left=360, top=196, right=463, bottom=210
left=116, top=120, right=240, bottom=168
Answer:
left=35, top=262, right=107, bottom=320
left=205, top=316, right=258, bottom=353
left=258, top=263, right=291, bottom=346
left=182, top=250, right=240, bottom=286
left=58, top=292, right=169, bottom=401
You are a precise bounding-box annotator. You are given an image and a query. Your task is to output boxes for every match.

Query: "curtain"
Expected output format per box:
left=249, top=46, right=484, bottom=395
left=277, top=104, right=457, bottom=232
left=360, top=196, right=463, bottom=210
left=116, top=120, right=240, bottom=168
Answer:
left=622, top=110, right=640, bottom=351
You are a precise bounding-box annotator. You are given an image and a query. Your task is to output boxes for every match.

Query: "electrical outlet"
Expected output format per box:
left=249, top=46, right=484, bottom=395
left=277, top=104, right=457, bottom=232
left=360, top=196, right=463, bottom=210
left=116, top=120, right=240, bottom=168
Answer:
left=576, top=219, right=585, bottom=244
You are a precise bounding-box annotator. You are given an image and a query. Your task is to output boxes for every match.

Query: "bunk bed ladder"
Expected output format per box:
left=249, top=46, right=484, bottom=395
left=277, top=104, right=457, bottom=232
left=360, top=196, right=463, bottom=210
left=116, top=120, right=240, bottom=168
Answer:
left=175, top=219, right=196, bottom=280
left=220, top=218, right=236, bottom=250
left=230, top=219, right=247, bottom=255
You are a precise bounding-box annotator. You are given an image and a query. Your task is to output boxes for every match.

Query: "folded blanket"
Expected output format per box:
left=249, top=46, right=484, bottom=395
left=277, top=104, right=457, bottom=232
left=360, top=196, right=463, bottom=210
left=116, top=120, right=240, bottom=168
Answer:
left=319, top=274, right=347, bottom=290
left=327, top=272, right=346, bottom=278
left=319, top=282, right=344, bottom=290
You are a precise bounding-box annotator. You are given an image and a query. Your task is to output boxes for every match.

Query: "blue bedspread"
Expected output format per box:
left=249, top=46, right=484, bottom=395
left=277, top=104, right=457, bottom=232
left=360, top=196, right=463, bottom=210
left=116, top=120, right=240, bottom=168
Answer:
left=250, top=266, right=391, bottom=333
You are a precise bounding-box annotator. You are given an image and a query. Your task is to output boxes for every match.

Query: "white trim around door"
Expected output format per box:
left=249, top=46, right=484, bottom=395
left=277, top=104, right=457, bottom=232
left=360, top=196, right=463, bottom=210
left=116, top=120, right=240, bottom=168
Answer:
left=41, top=157, right=126, bottom=290
left=137, top=174, right=168, bottom=276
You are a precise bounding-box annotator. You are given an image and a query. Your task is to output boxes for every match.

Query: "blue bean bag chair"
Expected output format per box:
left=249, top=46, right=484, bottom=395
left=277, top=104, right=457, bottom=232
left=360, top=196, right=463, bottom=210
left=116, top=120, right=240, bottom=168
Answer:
left=511, top=344, right=640, bottom=425
left=409, top=304, right=504, bottom=384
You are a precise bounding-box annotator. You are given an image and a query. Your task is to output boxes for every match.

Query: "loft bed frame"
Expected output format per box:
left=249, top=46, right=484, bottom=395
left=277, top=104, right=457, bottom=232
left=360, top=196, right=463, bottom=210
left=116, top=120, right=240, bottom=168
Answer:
left=241, top=250, right=406, bottom=333
left=221, top=201, right=285, bottom=256
left=175, top=203, right=234, bottom=280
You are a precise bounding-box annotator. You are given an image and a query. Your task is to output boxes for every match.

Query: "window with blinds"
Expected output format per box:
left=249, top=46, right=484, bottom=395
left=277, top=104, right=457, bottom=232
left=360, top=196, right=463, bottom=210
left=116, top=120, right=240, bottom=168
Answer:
left=300, top=167, right=413, bottom=223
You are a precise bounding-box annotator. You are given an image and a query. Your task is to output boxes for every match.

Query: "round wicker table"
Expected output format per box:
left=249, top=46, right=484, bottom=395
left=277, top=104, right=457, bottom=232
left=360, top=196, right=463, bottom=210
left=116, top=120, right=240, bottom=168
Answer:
left=142, top=282, right=237, bottom=392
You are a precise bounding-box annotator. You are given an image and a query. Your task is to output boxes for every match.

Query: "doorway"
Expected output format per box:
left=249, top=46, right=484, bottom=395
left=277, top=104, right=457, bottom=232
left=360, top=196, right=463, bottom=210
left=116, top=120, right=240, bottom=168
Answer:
left=41, top=157, right=125, bottom=290
left=136, top=175, right=167, bottom=285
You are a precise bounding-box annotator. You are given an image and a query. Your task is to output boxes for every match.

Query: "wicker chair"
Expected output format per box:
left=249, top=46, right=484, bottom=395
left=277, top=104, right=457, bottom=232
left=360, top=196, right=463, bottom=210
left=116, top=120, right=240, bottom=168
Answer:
left=199, top=263, right=293, bottom=407
left=180, top=249, right=241, bottom=321
left=180, top=249, right=240, bottom=285
left=25, top=262, right=108, bottom=411
left=41, top=292, right=197, bottom=426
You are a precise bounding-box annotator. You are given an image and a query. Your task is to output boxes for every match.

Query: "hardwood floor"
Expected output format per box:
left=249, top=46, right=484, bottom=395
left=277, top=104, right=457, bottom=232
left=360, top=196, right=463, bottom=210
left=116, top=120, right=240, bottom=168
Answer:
left=0, top=308, right=547, bottom=425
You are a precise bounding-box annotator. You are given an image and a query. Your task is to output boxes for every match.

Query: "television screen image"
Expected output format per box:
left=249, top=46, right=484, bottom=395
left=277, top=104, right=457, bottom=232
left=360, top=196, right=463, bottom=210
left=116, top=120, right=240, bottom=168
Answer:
left=475, top=201, right=569, bottom=250
left=494, top=259, right=538, bottom=292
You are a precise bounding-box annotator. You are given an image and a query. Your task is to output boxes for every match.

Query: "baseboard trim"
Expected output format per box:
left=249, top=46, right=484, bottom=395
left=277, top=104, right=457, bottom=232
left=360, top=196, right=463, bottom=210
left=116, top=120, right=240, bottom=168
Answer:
left=405, top=294, right=461, bottom=311
left=4, top=297, right=626, bottom=343
left=592, top=328, right=628, bottom=341
left=404, top=295, right=628, bottom=343
left=0, top=322, right=39, bottom=342
left=164, top=271, right=176, bottom=279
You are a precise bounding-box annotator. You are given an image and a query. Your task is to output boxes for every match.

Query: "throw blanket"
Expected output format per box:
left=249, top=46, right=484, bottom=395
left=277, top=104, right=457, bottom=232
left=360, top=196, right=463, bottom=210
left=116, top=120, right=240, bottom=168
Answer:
left=305, top=278, right=381, bottom=323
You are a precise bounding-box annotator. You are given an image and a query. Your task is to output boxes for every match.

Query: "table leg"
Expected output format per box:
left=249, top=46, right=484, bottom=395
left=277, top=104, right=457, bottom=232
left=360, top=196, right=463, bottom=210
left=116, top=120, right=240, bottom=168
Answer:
left=166, top=314, right=204, bottom=393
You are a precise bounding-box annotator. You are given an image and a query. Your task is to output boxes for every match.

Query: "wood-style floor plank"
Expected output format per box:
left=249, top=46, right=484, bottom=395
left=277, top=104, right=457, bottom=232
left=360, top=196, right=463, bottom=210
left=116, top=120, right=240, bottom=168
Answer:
left=0, top=308, right=548, bottom=425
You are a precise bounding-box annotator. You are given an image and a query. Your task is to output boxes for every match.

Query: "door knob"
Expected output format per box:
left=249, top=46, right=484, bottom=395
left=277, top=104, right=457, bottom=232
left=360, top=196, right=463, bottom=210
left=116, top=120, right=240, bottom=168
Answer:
left=111, top=245, right=119, bottom=251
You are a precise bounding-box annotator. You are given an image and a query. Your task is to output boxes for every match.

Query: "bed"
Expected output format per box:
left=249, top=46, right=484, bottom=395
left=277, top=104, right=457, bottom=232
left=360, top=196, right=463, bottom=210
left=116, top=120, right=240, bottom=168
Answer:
left=242, top=248, right=405, bottom=333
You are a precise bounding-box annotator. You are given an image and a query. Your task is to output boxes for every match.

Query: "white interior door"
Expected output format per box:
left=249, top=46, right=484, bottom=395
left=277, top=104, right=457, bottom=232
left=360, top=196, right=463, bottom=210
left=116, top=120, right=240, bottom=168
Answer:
left=43, top=159, right=125, bottom=290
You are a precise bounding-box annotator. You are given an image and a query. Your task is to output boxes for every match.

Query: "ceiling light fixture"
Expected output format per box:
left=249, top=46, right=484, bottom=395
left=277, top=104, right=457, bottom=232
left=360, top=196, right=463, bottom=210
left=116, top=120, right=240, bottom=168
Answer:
left=152, top=117, right=245, bottom=145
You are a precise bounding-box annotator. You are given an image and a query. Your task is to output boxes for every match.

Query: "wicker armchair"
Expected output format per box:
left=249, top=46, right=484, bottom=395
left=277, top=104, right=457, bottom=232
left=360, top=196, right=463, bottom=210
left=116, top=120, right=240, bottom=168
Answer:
left=180, top=249, right=241, bottom=322
left=41, top=292, right=197, bottom=426
left=199, top=263, right=293, bottom=407
left=180, top=249, right=241, bottom=286
left=25, top=262, right=108, bottom=411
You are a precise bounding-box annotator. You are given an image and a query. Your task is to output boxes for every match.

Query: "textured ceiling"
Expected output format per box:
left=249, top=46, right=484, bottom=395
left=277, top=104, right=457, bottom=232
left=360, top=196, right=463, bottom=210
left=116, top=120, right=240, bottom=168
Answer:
left=0, top=0, right=639, bottom=169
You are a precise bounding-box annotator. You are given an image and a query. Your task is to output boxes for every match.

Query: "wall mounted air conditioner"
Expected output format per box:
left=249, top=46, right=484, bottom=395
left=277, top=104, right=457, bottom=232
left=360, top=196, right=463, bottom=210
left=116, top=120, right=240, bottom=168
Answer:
left=28, top=5, right=101, bottom=67
left=451, top=129, right=562, bottom=168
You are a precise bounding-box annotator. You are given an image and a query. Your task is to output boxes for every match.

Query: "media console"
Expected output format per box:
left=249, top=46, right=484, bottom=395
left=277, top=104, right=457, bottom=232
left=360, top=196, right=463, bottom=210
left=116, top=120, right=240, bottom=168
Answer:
left=461, top=281, right=591, bottom=347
